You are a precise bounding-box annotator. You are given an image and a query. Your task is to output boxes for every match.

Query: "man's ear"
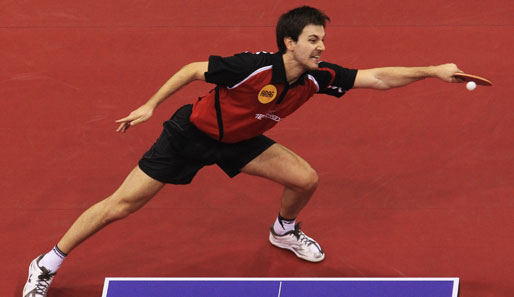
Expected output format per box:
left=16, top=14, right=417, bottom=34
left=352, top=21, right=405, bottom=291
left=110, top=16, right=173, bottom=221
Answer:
left=284, top=37, right=296, bottom=51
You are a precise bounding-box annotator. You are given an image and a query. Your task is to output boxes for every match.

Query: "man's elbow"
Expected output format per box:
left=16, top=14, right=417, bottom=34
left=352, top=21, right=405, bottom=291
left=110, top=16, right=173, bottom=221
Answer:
left=371, top=78, right=390, bottom=90
left=189, top=61, right=208, bottom=81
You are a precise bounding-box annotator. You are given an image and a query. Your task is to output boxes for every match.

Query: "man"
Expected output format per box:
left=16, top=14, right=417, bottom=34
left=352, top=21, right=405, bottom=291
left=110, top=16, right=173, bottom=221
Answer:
left=23, top=6, right=463, bottom=297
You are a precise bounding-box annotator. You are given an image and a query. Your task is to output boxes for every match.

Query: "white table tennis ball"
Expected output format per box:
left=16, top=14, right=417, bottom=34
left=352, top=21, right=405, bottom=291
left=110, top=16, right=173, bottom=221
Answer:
left=466, top=81, right=477, bottom=91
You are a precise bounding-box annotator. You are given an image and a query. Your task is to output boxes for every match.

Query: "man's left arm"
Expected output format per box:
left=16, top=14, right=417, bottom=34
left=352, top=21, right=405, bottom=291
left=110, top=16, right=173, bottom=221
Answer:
left=353, top=63, right=463, bottom=90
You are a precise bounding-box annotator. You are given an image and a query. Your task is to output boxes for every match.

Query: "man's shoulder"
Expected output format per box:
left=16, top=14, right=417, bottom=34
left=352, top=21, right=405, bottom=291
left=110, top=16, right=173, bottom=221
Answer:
left=233, top=50, right=275, bottom=57
left=313, top=61, right=343, bottom=72
left=209, top=51, right=275, bottom=70
left=308, top=61, right=358, bottom=95
left=310, top=61, right=357, bottom=77
left=226, top=51, right=275, bottom=64
left=206, top=51, right=277, bottom=87
left=307, top=62, right=340, bottom=81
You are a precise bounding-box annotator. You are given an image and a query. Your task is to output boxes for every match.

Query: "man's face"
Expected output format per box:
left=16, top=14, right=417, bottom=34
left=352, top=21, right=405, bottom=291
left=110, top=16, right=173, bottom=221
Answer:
left=289, top=24, right=326, bottom=70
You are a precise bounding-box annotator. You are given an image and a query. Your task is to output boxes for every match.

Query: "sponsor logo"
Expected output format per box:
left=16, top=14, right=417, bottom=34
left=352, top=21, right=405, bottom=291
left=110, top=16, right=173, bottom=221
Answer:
left=327, top=85, right=345, bottom=93
left=258, top=84, right=278, bottom=104
left=255, top=112, right=281, bottom=122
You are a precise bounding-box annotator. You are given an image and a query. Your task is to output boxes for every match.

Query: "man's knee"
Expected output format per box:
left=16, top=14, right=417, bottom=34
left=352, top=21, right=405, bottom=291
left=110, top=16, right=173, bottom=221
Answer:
left=294, top=167, right=319, bottom=193
left=103, top=194, right=148, bottom=223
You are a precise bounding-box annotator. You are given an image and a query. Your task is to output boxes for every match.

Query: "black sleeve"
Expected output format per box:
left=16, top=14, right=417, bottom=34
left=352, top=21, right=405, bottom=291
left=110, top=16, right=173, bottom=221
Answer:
left=314, top=62, right=358, bottom=98
left=204, top=52, right=266, bottom=88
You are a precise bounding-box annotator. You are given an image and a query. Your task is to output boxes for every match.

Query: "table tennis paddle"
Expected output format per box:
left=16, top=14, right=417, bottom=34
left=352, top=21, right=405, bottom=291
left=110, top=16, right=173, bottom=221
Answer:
left=453, top=73, right=492, bottom=86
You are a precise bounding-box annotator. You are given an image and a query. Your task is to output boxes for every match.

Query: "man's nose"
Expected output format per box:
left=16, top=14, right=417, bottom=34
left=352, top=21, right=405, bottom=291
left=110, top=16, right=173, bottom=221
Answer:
left=318, top=41, right=325, bottom=51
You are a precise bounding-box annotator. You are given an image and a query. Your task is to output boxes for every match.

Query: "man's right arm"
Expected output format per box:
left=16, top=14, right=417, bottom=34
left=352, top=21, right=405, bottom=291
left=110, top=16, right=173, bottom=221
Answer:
left=353, top=63, right=462, bottom=90
left=116, top=61, right=208, bottom=133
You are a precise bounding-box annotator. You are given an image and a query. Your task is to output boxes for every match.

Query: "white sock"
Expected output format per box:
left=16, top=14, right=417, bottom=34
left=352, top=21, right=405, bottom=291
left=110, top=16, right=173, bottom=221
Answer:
left=273, top=214, right=296, bottom=235
left=39, top=245, right=67, bottom=273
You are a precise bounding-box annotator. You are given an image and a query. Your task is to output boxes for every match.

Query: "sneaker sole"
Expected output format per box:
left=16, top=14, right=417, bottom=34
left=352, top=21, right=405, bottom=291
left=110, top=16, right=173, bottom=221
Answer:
left=269, top=233, right=325, bottom=263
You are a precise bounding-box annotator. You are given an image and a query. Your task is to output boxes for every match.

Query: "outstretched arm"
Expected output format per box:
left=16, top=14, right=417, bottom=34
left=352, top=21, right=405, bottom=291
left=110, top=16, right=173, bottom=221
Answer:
left=116, top=61, right=208, bottom=133
left=353, top=63, right=463, bottom=90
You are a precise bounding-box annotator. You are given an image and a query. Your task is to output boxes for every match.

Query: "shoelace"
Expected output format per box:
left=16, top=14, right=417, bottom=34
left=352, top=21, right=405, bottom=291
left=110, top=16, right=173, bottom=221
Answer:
left=292, top=224, right=314, bottom=246
left=34, top=268, right=55, bottom=295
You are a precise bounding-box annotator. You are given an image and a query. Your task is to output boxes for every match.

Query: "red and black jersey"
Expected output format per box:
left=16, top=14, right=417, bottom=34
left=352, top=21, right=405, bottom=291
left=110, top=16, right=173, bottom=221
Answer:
left=190, top=51, right=357, bottom=143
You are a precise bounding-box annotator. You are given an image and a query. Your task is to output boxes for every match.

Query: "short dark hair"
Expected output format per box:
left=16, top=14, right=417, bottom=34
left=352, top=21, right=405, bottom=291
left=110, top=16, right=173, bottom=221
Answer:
left=276, top=6, right=330, bottom=54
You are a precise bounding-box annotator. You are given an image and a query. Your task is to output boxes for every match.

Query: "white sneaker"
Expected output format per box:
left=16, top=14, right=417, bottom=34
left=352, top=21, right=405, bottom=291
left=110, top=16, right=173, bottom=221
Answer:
left=23, top=255, right=56, bottom=297
left=269, top=223, right=325, bottom=262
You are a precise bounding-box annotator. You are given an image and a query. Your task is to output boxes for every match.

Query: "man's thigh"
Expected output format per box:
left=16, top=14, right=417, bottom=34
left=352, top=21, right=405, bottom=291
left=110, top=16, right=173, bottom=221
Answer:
left=240, top=143, right=317, bottom=188
left=112, top=166, right=165, bottom=206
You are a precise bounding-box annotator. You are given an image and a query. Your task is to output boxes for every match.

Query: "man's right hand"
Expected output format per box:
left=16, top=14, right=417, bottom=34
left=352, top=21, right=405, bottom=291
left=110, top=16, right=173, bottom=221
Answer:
left=434, top=63, right=464, bottom=83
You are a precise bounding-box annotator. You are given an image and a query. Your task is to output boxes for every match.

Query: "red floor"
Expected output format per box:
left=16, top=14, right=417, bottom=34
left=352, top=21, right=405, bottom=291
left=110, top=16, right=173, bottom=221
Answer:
left=2, top=1, right=514, bottom=296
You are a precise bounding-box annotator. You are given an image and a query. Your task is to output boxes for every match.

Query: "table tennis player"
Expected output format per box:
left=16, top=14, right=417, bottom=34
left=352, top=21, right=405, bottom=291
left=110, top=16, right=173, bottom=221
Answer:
left=23, top=6, right=463, bottom=297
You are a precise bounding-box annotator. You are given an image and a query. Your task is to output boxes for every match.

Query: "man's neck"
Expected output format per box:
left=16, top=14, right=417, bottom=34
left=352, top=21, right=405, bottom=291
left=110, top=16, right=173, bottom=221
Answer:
left=282, top=53, right=307, bottom=85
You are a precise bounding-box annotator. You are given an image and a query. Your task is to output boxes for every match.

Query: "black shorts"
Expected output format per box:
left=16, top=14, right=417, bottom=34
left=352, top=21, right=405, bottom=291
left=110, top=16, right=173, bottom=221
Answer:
left=138, top=104, right=275, bottom=184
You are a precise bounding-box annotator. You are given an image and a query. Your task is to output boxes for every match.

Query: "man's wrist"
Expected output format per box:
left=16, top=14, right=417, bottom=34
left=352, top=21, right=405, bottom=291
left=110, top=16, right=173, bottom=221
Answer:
left=424, top=65, right=438, bottom=78
left=145, top=99, right=159, bottom=110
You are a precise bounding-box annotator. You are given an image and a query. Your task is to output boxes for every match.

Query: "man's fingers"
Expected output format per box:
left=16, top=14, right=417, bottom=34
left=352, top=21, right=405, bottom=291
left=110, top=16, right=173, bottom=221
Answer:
left=116, top=122, right=128, bottom=133
left=130, top=118, right=145, bottom=126
left=115, top=116, right=146, bottom=133
left=115, top=115, right=134, bottom=123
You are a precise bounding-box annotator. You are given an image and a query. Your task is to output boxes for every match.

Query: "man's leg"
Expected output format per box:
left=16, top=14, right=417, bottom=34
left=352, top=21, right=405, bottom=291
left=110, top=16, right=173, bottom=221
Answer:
left=57, top=165, right=165, bottom=253
left=241, top=143, right=318, bottom=218
left=23, top=165, right=164, bottom=297
left=240, top=143, right=324, bottom=262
